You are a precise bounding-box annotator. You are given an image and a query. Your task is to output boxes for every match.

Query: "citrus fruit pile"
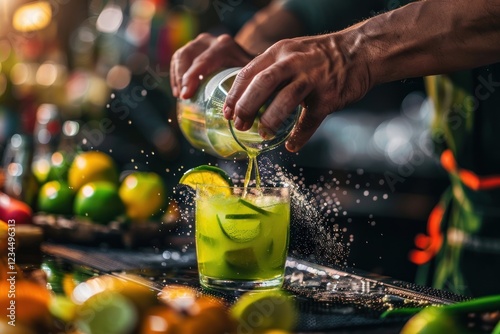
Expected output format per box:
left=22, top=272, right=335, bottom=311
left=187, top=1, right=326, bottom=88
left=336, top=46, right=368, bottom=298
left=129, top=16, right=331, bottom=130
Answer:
left=35, top=150, right=167, bottom=224
left=2, top=257, right=298, bottom=334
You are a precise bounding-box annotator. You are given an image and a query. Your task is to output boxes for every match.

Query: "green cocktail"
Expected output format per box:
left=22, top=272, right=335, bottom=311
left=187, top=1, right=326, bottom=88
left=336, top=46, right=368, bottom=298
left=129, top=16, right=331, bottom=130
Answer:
left=195, top=185, right=290, bottom=291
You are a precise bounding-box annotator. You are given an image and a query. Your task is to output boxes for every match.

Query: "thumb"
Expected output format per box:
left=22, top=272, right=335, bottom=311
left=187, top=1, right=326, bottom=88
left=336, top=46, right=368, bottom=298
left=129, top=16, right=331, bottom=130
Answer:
left=285, top=104, right=326, bottom=152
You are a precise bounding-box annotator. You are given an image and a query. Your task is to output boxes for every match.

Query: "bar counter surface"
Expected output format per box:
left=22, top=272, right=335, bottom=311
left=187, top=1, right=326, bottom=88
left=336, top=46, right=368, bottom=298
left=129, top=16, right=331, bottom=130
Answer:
left=40, top=242, right=468, bottom=334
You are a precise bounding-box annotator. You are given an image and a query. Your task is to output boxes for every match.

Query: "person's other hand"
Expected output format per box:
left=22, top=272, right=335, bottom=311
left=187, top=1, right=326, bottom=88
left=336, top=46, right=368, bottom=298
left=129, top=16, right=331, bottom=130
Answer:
left=223, top=34, right=372, bottom=152
left=170, top=33, right=254, bottom=99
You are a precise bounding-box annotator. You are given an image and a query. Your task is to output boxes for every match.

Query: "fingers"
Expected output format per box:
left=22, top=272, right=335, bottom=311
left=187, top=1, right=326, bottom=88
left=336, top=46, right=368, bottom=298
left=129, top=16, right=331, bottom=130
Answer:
left=285, top=104, right=326, bottom=152
left=170, top=34, right=253, bottom=100
left=180, top=35, right=245, bottom=99
left=170, top=34, right=211, bottom=98
left=258, top=78, right=311, bottom=139
left=224, top=59, right=288, bottom=130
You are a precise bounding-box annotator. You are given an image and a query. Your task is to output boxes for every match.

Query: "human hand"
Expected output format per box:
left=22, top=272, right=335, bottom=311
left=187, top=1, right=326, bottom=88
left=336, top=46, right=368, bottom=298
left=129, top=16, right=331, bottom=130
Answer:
left=169, top=33, right=254, bottom=99
left=223, top=34, right=372, bottom=152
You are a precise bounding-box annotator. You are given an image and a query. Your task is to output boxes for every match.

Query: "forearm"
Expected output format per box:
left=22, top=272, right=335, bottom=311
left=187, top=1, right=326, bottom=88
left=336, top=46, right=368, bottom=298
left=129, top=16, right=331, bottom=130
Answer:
left=235, top=2, right=305, bottom=55
left=340, top=0, right=500, bottom=86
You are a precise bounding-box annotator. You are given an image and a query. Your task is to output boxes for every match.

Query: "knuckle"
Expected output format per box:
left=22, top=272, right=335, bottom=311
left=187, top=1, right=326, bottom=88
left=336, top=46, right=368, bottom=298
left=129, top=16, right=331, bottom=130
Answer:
left=224, top=93, right=237, bottom=108
left=273, top=39, right=289, bottom=49
left=270, top=39, right=292, bottom=54
left=255, top=70, right=276, bottom=88
left=216, top=34, right=232, bottom=44
left=196, top=32, right=212, bottom=41
left=237, top=65, right=254, bottom=81
left=235, top=100, right=253, bottom=118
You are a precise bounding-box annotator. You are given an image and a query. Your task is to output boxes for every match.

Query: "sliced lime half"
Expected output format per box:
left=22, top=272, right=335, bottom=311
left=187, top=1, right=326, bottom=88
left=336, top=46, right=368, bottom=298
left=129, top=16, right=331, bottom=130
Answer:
left=231, top=290, right=297, bottom=332
left=217, top=214, right=261, bottom=243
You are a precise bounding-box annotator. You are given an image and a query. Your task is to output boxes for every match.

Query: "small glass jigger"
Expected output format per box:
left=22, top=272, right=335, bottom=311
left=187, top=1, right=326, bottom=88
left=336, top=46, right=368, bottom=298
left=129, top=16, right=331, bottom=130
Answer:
left=177, top=67, right=301, bottom=159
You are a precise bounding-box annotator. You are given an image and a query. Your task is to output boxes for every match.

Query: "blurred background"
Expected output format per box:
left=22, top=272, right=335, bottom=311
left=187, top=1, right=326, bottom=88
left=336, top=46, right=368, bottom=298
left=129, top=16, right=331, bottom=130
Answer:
left=0, top=0, right=449, bottom=283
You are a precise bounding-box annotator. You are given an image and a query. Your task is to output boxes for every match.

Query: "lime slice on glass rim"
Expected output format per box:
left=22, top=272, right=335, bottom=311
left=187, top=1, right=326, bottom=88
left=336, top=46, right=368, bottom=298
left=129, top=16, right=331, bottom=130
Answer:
left=179, top=165, right=233, bottom=195
left=231, top=290, right=297, bottom=332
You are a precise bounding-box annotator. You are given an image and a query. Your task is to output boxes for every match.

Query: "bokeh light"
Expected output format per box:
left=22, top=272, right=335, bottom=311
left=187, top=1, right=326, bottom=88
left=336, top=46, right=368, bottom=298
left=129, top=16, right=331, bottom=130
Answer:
left=96, top=5, right=123, bottom=34
left=36, top=62, right=58, bottom=86
left=12, top=1, right=52, bottom=32
left=130, top=0, right=156, bottom=20
left=106, top=65, right=131, bottom=90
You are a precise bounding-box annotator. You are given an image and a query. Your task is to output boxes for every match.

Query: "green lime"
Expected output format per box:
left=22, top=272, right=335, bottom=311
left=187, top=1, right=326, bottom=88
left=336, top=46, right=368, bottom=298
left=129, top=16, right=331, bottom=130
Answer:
left=217, top=214, right=261, bottom=243
left=400, top=307, right=461, bottom=334
left=74, top=181, right=125, bottom=224
left=179, top=165, right=233, bottom=194
left=231, top=290, right=297, bottom=332
left=49, top=295, right=77, bottom=322
left=75, top=291, right=137, bottom=334
left=37, top=180, right=75, bottom=215
left=41, top=259, right=65, bottom=294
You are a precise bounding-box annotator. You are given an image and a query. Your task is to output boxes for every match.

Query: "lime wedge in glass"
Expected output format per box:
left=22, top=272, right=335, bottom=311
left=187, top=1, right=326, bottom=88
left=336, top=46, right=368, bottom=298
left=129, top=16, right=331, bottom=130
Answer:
left=217, top=214, right=261, bottom=243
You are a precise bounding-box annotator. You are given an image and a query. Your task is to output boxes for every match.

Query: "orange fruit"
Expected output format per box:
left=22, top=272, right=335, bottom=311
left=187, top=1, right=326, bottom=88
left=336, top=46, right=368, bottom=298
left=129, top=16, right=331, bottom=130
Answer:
left=119, top=172, right=167, bottom=221
left=68, top=151, right=118, bottom=191
left=140, top=305, right=183, bottom=334
left=0, top=220, right=8, bottom=252
left=181, top=296, right=235, bottom=334
left=0, top=280, right=51, bottom=327
left=158, top=285, right=198, bottom=312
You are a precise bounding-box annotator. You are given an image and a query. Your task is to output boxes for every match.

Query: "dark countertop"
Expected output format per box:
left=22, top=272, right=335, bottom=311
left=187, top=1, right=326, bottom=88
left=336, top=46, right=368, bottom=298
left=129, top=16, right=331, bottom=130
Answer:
left=41, top=243, right=467, bottom=334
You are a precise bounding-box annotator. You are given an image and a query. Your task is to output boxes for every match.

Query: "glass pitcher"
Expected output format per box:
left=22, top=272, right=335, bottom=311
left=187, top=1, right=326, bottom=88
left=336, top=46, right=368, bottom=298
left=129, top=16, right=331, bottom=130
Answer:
left=176, top=67, right=300, bottom=160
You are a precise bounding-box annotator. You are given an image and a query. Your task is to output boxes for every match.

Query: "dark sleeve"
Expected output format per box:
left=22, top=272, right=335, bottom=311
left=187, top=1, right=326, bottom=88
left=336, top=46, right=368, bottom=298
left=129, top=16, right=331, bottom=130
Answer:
left=278, top=0, right=412, bottom=35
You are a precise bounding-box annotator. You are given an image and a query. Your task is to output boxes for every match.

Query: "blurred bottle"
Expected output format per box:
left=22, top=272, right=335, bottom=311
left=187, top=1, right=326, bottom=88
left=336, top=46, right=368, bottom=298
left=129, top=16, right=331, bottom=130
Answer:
left=2, top=134, right=38, bottom=206
left=58, top=120, right=81, bottom=154
left=31, top=104, right=61, bottom=184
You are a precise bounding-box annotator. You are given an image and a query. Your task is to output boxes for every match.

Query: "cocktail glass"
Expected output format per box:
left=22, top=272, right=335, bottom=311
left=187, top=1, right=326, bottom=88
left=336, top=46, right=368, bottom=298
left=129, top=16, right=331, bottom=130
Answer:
left=195, top=185, right=290, bottom=291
